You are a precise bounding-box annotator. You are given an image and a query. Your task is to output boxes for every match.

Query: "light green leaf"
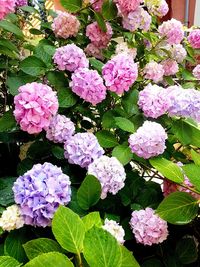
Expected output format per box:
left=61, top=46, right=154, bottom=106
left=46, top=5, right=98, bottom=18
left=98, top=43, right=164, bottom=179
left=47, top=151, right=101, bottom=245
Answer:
left=23, top=252, right=74, bottom=267
left=191, top=150, right=200, bottom=166
left=20, top=6, right=38, bottom=13
left=96, top=130, right=118, bottom=148
left=60, top=0, right=82, bottom=12
left=52, top=206, right=85, bottom=254
left=82, top=212, right=102, bottom=232
left=112, top=145, right=132, bottom=165
left=58, top=88, right=77, bottom=108
left=182, top=164, right=200, bottom=192
left=0, top=110, right=16, bottom=132
left=156, top=192, right=199, bottom=225
left=89, top=58, right=104, bottom=73
left=77, top=175, right=101, bottom=210
left=20, top=56, right=46, bottom=76
left=115, top=117, right=135, bottom=133
left=102, top=0, right=118, bottom=20
left=0, top=256, right=21, bottom=267
left=0, top=20, right=23, bottom=38
left=23, top=238, right=63, bottom=260
left=83, top=226, right=122, bottom=267
left=150, top=158, right=184, bottom=183
left=121, top=246, right=140, bottom=267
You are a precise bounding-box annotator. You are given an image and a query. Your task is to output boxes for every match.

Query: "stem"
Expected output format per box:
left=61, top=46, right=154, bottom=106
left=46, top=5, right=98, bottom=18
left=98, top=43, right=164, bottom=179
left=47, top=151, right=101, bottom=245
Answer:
left=76, top=253, right=83, bottom=267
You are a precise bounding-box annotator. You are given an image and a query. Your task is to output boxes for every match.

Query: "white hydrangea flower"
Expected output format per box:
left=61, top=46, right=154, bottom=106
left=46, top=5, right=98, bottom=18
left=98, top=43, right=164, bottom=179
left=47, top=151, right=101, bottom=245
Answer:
left=102, top=219, right=125, bottom=244
left=0, top=205, right=24, bottom=231
left=115, top=42, right=137, bottom=59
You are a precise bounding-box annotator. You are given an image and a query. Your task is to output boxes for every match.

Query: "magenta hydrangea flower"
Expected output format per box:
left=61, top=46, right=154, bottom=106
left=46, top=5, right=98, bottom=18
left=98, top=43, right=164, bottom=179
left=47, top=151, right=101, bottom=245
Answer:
left=84, top=43, right=104, bottom=60
left=161, top=59, right=179, bottom=76
left=114, top=0, right=141, bottom=15
left=14, top=82, right=58, bottom=134
left=129, top=121, right=167, bottom=159
left=138, top=84, right=170, bottom=118
left=13, top=162, right=71, bottom=227
left=89, top=0, right=104, bottom=11
left=188, top=29, right=200, bottom=49
left=86, top=22, right=113, bottom=48
left=88, top=156, right=126, bottom=199
left=145, top=0, right=169, bottom=17
left=130, top=208, right=168, bottom=246
left=15, top=0, right=27, bottom=7
left=52, top=11, right=80, bottom=39
left=193, top=64, right=200, bottom=80
left=0, top=0, right=15, bottom=20
left=46, top=114, right=75, bottom=143
left=53, top=44, right=89, bottom=72
left=102, top=53, right=138, bottom=95
left=70, top=68, right=107, bottom=105
left=64, top=133, right=104, bottom=168
left=158, top=18, right=184, bottom=45
left=143, top=61, right=164, bottom=83
left=170, top=44, right=187, bottom=63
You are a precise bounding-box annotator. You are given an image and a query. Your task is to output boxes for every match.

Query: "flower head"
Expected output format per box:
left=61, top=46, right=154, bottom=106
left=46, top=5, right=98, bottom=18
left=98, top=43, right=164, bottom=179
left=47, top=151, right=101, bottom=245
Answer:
left=14, top=82, right=58, bottom=134
left=15, top=0, right=27, bottom=7
left=170, top=44, right=187, bottom=63
left=115, top=0, right=141, bottom=15
left=53, top=44, right=89, bottom=72
left=102, top=53, right=138, bottom=94
left=89, top=0, right=104, bottom=11
left=0, top=205, right=24, bottom=231
left=145, top=0, right=169, bottom=17
left=193, top=64, right=200, bottom=80
left=143, top=61, right=164, bottom=83
left=161, top=59, right=179, bottom=76
left=102, top=219, right=125, bottom=244
left=13, top=162, right=71, bottom=227
left=129, top=121, right=167, bottom=159
left=84, top=43, right=104, bottom=60
left=88, top=155, right=126, bottom=199
left=64, top=133, right=104, bottom=168
left=130, top=208, right=168, bottom=245
left=115, top=42, right=137, bottom=59
left=0, top=0, right=15, bottom=20
left=188, top=29, right=200, bottom=49
left=52, top=11, right=80, bottom=39
left=70, top=68, right=107, bottom=105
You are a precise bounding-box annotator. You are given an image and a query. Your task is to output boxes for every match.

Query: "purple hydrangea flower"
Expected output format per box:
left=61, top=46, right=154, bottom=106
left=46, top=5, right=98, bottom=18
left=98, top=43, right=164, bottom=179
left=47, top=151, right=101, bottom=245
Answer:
left=64, top=133, right=104, bottom=168
left=15, top=0, right=27, bottom=7
left=88, top=155, right=126, bottom=199
left=12, top=162, right=71, bottom=227
left=128, top=121, right=167, bottom=159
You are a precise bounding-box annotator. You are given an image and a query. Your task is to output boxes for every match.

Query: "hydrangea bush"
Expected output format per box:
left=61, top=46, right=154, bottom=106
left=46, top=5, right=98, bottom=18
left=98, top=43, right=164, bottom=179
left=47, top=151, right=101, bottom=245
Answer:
left=0, top=0, right=200, bottom=266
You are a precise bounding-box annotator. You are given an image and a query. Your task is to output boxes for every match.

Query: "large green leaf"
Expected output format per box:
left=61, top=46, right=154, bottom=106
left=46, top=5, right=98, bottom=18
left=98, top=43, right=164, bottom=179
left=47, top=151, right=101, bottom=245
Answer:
left=182, top=164, right=200, bottom=192
left=0, top=20, right=23, bottom=38
left=52, top=206, right=85, bottom=254
left=112, top=145, right=132, bottom=165
left=176, top=236, right=198, bottom=264
left=58, top=88, right=77, bottom=108
left=23, top=238, right=63, bottom=260
left=23, top=252, right=74, bottom=267
left=191, top=150, right=200, bottom=166
left=0, top=110, right=16, bottom=132
left=115, top=117, right=135, bottom=133
left=121, top=246, right=140, bottom=267
left=0, top=39, right=18, bottom=52
left=102, top=0, right=118, bottom=20
left=0, top=256, right=21, bottom=267
left=20, top=56, right=46, bottom=76
left=96, top=130, right=118, bottom=148
left=150, top=158, right=184, bottom=183
left=82, top=212, right=102, bottom=232
left=77, top=175, right=101, bottom=210
left=60, top=0, right=82, bottom=12
left=83, top=226, right=122, bottom=267
left=0, top=177, right=16, bottom=206
left=156, top=192, right=199, bottom=225
left=122, top=89, right=139, bottom=116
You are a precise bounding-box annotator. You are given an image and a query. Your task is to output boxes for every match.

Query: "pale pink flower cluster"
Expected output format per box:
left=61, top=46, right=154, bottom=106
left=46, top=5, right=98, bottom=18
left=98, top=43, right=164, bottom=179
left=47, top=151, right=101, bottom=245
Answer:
left=0, top=0, right=15, bottom=20
left=114, top=0, right=141, bottom=15
left=193, top=65, right=200, bottom=80
left=53, top=44, right=89, bottom=72
left=52, top=11, right=80, bottom=39
left=14, top=83, right=58, bottom=134
left=170, top=44, right=187, bottom=63
left=145, top=0, right=169, bottom=17
left=115, top=42, right=137, bottom=59
left=158, top=18, right=184, bottom=45
left=89, top=0, right=104, bottom=11
left=70, top=68, right=107, bottom=105
left=188, top=29, right=200, bottom=49
left=128, top=121, right=167, bottom=159
left=138, top=84, right=169, bottom=118
left=84, top=43, right=104, bottom=60
left=102, top=219, right=125, bottom=244
left=102, top=53, right=138, bottom=95
left=130, top=208, right=168, bottom=246
left=161, top=59, right=179, bottom=76
left=143, top=61, right=164, bottom=83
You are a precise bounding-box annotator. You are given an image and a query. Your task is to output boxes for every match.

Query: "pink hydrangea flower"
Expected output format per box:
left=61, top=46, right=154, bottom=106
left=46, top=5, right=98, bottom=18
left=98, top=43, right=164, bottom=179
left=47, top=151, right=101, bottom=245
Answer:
left=128, top=121, right=167, bottom=159
left=70, top=68, right=107, bottom=105
left=161, top=59, right=179, bottom=76
left=114, top=0, right=141, bottom=15
left=170, top=44, right=187, bottom=63
left=14, top=83, right=58, bottom=134
left=138, top=84, right=170, bottom=118
left=130, top=208, right=168, bottom=246
left=193, top=65, right=200, bottom=80
left=188, top=29, right=200, bottom=49
left=15, top=0, right=27, bottom=7
left=0, top=0, right=15, bottom=20
left=115, top=42, right=137, bottom=59
left=46, top=114, right=75, bottom=143
left=158, top=18, right=184, bottom=45
left=145, top=0, right=169, bottom=17
left=53, top=44, right=89, bottom=72
left=84, top=43, right=104, bottom=60
left=143, top=61, right=164, bottom=83
left=102, top=53, right=138, bottom=95
left=89, top=0, right=104, bottom=11
left=52, top=11, right=80, bottom=39
left=86, top=22, right=113, bottom=48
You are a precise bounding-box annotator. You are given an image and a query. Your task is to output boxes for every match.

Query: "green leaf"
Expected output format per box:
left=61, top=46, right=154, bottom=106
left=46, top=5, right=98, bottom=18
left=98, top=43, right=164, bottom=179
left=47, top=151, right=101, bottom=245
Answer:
left=0, top=110, right=16, bottom=132
left=0, top=256, right=21, bottom=267
left=23, top=252, right=74, bottom=267
left=47, top=71, right=67, bottom=89
left=150, top=158, right=184, bottom=183
left=181, top=69, right=196, bottom=80
left=191, top=150, right=200, bottom=165
left=121, top=246, right=140, bottom=267
left=20, top=6, right=38, bottom=13
left=23, top=238, right=63, bottom=260
left=77, top=175, right=101, bottom=210
left=96, top=130, right=118, bottom=148
left=156, top=192, right=199, bottom=225
left=176, top=236, right=198, bottom=264
left=122, top=89, right=139, bottom=116
left=182, top=164, right=200, bottom=192
left=0, top=177, right=16, bottom=206
left=94, top=12, right=107, bottom=32
left=82, top=212, right=102, bottom=232
left=0, top=45, right=18, bottom=58
left=142, top=258, right=163, bottom=267
left=83, top=226, right=122, bottom=267
left=52, top=146, right=64, bottom=160
left=115, top=117, right=135, bottom=133
left=89, top=58, right=104, bottom=73
left=102, top=0, right=118, bottom=20
left=112, top=145, right=132, bottom=165
left=0, top=39, right=18, bottom=52
left=0, top=20, right=23, bottom=38
left=102, top=110, right=116, bottom=129
left=60, top=0, right=82, bottom=12
left=52, top=206, right=85, bottom=254
left=58, top=88, right=77, bottom=108
left=20, top=56, right=46, bottom=76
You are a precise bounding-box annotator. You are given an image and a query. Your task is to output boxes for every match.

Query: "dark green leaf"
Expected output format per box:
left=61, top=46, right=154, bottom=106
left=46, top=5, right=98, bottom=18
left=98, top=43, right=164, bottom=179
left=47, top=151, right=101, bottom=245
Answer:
left=52, top=146, right=64, bottom=159
left=102, top=110, right=116, bottom=129
left=0, top=20, right=23, bottom=38
left=96, top=130, right=118, bottom=148
left=94, top=12, right=107, bottom=32
left=112, top=145, right=132, bottom=165
left=0, top=177, right=15, bottom=206
left=20, top=6, right=38, bottom=13
left=0, top=110, right=16, bottom=132
left=58, top=88, right=77, bottom=108
left=0, top=39, right=18, bottom=52
left=122, top=89, right=139, bottom=116
left=102, top=0, right=118, bottom=20
left=20, top=56, right=46, bottom=76
left=176, top=236, right=198, bottom=264
left=60, top=0, right=82, bottom=12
